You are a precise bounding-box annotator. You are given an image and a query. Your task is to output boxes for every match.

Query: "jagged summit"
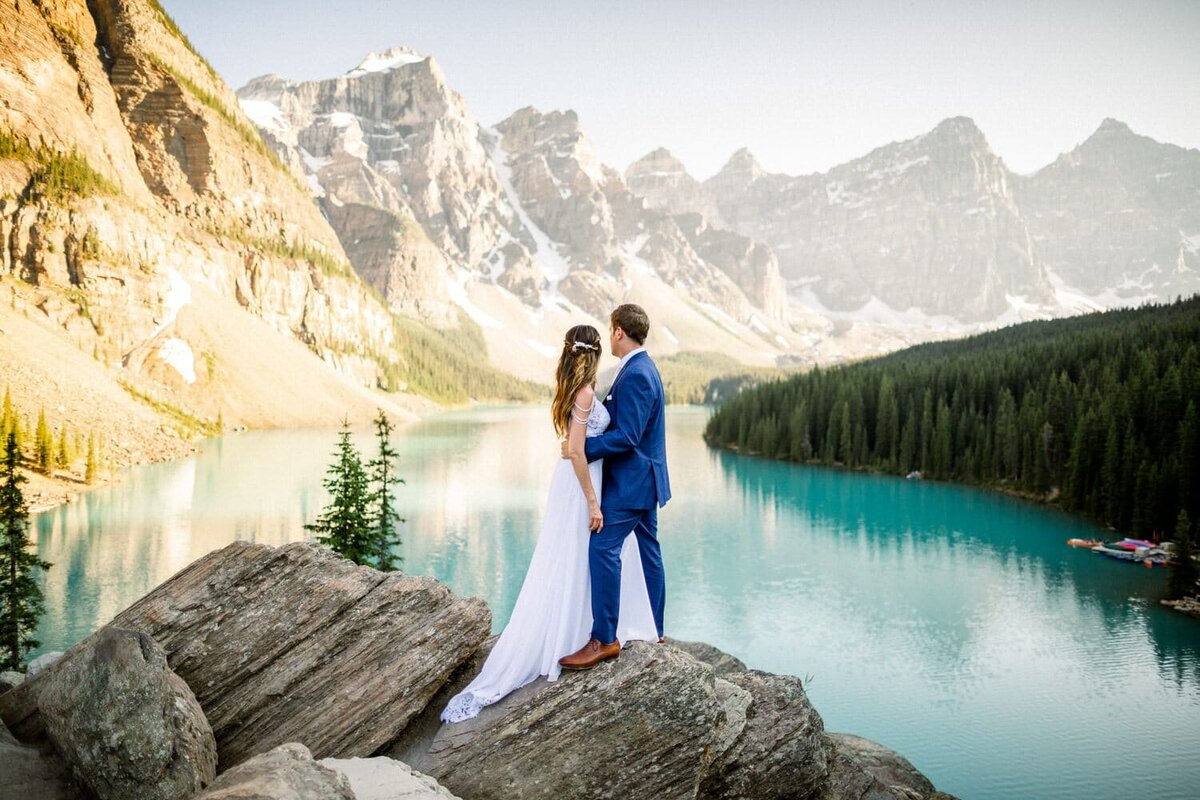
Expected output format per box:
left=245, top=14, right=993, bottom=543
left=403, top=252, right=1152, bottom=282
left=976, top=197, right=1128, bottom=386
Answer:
left=1095, top=117, right=1134, bottom=135
left=346, top=46, right=428, bottom=77
left=921, top=115, right=990, bottom=151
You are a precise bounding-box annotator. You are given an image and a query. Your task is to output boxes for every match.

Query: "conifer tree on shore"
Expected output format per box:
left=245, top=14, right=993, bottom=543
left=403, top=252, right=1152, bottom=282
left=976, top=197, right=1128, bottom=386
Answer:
left=0, top=432, right=52, bottom=671
left=305, top=419, right=372, bottom=566
left=34, top=408, right=52, bottom=475
left=1168, top=510, right=1197, bottom=601
left=366, top=410, right=405, bottom=571
left=85, top=432, right=98, bottom=484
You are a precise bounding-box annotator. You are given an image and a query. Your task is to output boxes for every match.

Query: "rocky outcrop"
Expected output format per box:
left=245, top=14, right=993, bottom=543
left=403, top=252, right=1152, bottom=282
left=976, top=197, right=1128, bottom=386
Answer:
left=626, top=147, right=723, bottom=224
left=414, top=642, right=725, bottom=800
left=0, top=541, right=491, bottom=769
left=820, top=733, right=951, bottom=800
left=0, top=0, right=405, bottom=441
left=320, top=756, right=463, bottom=800
left=703, top=670, right=828, bottom=800
left=668, top=638, right=748, bottom=675
left=194, top=743, right=354, bottom=800
left=36, top=627, right=216, bottom=800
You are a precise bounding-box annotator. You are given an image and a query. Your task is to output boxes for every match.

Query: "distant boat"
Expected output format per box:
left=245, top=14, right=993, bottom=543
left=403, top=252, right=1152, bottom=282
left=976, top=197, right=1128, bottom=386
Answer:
left=1067, top=538, right=1102, bottom=548
left=1091, top=539, right=1174, bottom=566
left=906, top=470, right=922, bottom=480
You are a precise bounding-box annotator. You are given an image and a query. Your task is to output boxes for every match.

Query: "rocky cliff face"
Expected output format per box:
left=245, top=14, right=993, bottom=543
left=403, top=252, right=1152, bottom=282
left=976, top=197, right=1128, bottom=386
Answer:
left=1017, top=118, right=1200, bottom=301
left=631, top=118, right=1199, bottom=326
left=0, top=0, right=411, bottom=453
left=237, top=52, right=801, bottom=381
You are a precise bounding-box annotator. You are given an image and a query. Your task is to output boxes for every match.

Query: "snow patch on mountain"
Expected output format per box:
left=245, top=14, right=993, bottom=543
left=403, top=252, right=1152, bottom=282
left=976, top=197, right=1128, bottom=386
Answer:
left=240, top=100, right=288, bottom=133
left=347, top=47, right=426, bottom=77
left=158, top=338, right=197, bottom=384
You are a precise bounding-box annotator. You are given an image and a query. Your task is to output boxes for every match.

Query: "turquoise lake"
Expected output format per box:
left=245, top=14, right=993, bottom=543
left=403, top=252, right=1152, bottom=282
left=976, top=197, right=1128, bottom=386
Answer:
left=28, top=405, right=1200, bottom=800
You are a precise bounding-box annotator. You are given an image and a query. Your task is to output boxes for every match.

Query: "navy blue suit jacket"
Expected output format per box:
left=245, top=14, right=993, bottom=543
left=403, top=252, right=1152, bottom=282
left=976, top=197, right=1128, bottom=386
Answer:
left=585, top=351, right=671, bottom=511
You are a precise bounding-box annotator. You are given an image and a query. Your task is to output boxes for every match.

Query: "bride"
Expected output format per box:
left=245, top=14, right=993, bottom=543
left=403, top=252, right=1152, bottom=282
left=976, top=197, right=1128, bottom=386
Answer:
left=441, top=324, right=659, bottom=723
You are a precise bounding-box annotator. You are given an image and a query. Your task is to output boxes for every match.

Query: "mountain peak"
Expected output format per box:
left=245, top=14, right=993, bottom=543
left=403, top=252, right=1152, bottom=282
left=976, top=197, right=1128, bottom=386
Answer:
left=627, top=147, right=688, bottom=174
left=720, top=147, right=763, bottom=175
left=346, top=46, right=428, bottom=78
left=925, top=116, right=987, bottom=148
left=1096, top=117, right=1133, bottom=135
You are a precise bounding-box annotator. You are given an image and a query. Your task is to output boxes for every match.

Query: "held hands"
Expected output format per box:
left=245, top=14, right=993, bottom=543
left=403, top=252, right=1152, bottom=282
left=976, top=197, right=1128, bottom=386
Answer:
left=588, top=501, right=604, bottom=532
left=560, top=437, right=570, bottom=459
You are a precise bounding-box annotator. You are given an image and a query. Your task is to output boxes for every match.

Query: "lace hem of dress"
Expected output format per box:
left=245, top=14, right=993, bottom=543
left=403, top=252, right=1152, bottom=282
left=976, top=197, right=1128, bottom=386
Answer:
left=440, top=690, right=501, bottom=724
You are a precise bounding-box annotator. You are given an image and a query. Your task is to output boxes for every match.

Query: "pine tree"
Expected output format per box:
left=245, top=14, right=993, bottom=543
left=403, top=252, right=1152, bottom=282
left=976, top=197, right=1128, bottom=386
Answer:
left=34, top=409, right=52, bottom=475
left=1168, top=510, right=1197, bottom=601
left=85, top=432, right=98, bottom=484
left=366, top=410, right=405, bottom=571
left=56, top=424, right=70, bottom=469
left=305, top=419, right=372, bottom=565
left=0, top=432, right=53, bottom=671
left=0, top=387, right=11, bottom=439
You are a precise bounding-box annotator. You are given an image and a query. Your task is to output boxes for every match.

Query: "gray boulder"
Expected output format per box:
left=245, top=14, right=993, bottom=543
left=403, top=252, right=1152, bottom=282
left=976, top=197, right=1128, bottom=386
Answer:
left=0, top=718, right=85, bottom=800
left=320, top=755, right=462, bottom=799
left=26, top=652, right=63, bottom=678
left=415, top=641, right=724, bottom=800
left=0, top=542, right=491, bottom=769
left=669, top=638, right=749, bottom=676
left=36, top=626, right=216, bottom=800
left=0, top=670, right=23, bottom=693
left=195, top=742, right=353, bottom=800
left=702, top=670, right=829, bottom=800
left=819, top=733, right=937, bottom=800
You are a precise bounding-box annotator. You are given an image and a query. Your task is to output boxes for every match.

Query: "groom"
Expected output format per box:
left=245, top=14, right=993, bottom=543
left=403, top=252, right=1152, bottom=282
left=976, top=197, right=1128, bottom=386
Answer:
left=559, top=303, right=671, bottom=670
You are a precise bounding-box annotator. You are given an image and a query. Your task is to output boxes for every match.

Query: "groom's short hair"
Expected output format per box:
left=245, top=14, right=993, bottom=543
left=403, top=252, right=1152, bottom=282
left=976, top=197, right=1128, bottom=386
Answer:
left=611, top=304, right=649, bottom=344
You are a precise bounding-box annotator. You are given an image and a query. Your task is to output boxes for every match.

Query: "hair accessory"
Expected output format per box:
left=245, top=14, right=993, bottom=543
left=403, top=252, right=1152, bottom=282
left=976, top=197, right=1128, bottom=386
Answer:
left=569, top=341, right=598, bottom=352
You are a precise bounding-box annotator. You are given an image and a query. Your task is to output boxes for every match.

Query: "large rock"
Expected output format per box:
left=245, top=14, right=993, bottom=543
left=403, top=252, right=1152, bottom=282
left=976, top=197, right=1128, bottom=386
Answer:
left=701, top=670, right=829, bottom=800
left=36, top=626, right=216, bottom=800
left=0, top=670, right=24, bottom=693
left=320, top=756, right=462, bottom=800
left=668, top=638, right=748, bottom=676
left=0, top=542, right=491, bottom=769
left=0, top=720, right=85, bottom=800
left=415, top=641, right=724, bottom=800
left=195, top=743, right=353, bottom=800
left=819, top=733, right=940, bottom=800
left=26, top=652, right=64, bottom=678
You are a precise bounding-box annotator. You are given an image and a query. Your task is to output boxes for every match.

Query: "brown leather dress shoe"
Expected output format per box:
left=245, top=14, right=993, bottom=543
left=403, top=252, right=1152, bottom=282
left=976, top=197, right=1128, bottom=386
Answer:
left=559, top=638, right=620, bottom=670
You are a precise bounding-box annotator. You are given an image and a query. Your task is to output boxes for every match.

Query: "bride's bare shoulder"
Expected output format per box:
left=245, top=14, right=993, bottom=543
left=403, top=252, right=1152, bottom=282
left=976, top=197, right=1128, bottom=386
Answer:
left=575, top=384, right=595, bottom=404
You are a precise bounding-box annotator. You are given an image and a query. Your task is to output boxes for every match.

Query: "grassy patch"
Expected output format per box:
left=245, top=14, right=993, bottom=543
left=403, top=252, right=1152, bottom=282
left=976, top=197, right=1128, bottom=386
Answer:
left=0, top=129, right=118, bottom=201
left=384, top=312, right=548, bottom=404
left=118, top=380, right=219, bottom=437
left=204, top=222, right=354, bottom=279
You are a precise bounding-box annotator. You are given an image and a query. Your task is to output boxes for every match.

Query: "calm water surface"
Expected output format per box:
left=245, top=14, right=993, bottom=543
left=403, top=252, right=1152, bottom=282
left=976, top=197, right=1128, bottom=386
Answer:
left=30, top=406, right=1200, bottom=800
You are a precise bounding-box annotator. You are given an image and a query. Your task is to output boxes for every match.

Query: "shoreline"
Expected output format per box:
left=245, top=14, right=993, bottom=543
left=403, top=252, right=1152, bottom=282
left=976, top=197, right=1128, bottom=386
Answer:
left=22, top=393, right=490, bottom=515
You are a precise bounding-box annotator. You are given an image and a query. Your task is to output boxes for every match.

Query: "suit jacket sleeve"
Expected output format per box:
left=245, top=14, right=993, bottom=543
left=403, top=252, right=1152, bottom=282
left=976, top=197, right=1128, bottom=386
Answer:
left=585, top=368, right=655, bottom=463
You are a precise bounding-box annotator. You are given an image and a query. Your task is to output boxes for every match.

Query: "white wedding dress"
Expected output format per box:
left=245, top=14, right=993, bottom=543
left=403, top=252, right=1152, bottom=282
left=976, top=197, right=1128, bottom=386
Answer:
left=440, top=398, right=659, bottom=723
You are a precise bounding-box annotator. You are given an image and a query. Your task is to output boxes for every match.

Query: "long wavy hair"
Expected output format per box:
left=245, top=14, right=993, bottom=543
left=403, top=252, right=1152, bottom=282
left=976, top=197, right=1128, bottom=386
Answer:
left=551, top=324, right=602, bottom=437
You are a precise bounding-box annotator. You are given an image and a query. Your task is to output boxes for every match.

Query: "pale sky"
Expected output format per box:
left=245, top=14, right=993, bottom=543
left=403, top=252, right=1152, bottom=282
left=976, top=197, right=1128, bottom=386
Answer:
left=162, top=0, right=1200, bottom=179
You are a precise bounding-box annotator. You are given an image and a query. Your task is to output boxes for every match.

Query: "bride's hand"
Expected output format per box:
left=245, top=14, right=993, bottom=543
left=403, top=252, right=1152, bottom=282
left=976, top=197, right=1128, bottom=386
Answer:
left=560, top=438, right=570, bottom=459
left=588, top=502, right=604, bottom=533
